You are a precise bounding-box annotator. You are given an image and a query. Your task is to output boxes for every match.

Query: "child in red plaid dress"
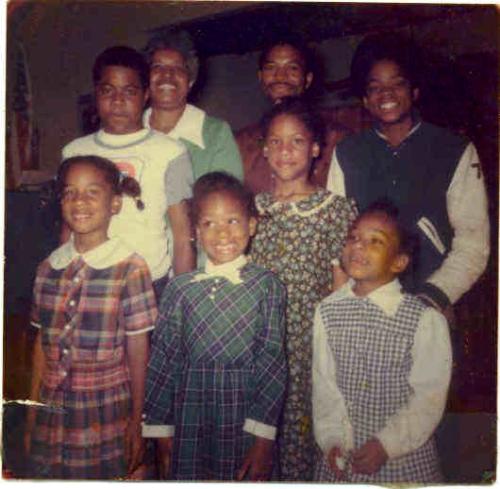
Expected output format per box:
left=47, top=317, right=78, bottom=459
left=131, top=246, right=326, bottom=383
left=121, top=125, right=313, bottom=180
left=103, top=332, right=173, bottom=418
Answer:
left=25, top=156, right=157, bottom=479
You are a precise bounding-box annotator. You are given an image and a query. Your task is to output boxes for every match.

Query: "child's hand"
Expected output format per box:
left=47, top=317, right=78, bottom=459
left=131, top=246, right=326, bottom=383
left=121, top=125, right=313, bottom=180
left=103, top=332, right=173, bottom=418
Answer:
left=326, top=446, right=347, bottom=479
left=351, top=438, right=387, bottom=475
left=236, top=436, right=274, bottom=481
left=157, top=437, right=174, bottom=480
left=125, top=419, right=145, bottom=475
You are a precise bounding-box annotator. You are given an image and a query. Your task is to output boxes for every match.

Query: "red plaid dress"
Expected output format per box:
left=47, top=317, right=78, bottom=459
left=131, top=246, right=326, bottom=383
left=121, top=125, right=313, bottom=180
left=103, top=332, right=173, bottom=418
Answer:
left=29, top=238, right=157, bottom=479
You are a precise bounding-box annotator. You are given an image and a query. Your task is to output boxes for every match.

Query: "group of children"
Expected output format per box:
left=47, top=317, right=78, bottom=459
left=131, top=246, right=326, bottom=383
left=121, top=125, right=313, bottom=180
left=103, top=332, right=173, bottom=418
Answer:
left=24, top=39, right=453, bottom=483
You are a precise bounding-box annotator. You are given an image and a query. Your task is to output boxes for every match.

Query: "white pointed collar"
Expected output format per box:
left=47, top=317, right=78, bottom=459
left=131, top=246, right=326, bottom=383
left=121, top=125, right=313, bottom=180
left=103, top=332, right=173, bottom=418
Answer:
left=332, top=278, right=404, bottom=317
left=143, top=103, right=206, bottom=149
left=48, top=236, right=134, bottom=270
left=192, top=255, right=248, bottom=285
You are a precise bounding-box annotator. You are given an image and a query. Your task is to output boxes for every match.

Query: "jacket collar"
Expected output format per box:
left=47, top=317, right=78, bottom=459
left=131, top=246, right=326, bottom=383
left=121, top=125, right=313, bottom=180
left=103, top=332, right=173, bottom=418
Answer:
left=143, top=103, right=205, bottom=149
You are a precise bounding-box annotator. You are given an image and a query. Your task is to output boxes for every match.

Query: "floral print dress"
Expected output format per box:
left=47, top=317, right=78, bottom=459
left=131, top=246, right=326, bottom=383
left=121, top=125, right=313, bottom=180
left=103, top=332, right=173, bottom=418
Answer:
left=250, top=189, right=357, bottom=481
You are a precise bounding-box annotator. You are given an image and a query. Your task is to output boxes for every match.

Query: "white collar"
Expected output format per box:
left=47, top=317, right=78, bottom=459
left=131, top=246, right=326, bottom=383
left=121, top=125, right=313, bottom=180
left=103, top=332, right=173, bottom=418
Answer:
left=192, top=255, right=248, bottom=285
left=143, top=103, right=206, bottom=149
left=375, top=121, right=422, bottom=145
left=48, top=237, right=134, bottom=270
left=95, top=127, right=150, bottom=147
left=332, top=278, right=404, bottom=317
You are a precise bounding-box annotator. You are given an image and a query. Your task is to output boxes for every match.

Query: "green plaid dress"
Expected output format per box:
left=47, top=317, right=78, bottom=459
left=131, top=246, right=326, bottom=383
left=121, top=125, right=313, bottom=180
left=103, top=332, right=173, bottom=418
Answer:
left=144, top=262, right=287, bottom=480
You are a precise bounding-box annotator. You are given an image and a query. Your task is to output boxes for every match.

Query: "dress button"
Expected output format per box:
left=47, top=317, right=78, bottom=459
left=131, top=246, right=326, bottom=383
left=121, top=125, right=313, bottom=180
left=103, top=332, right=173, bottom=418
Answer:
left=64, top=324, right=71, bottom=330
left=69, top=300, right=76, bottom=307
left=63, top=348, right=69, bottom=355
left=73, top=276, right=80, bottom=283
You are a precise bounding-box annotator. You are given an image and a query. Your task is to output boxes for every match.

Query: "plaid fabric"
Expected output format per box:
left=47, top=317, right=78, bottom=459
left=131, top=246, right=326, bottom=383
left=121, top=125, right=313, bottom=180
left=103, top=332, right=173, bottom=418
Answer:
left=30, top=382, right=129, bottom=479
left=29, top=252, right=157, bottom=479
left=318, top=295, right=442, bottom=483
left=31, top=254, right=157, bottom=391
left=144, top=263, right=287, bottom=480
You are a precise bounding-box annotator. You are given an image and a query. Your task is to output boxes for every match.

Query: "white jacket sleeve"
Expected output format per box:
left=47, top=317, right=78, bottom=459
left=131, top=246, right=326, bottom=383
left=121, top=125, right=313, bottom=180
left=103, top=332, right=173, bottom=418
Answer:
left=376, top=307, right=452, bottom=459
left=426, top=143, right=490, bottom=304
left=326, top=147, right=347, bottom=197
left=312, top=307, right=354, bottom=455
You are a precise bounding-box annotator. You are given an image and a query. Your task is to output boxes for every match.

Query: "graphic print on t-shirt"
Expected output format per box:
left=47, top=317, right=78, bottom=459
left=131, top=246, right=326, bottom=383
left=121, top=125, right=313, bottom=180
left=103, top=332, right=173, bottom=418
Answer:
left=109, top=155, right=146, bottom=183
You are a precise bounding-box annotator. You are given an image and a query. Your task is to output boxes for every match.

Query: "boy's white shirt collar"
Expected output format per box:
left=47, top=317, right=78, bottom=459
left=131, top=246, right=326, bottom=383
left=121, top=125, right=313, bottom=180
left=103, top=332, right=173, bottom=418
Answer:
left=375, top=121, right=422, bottom=145
left=95, top=127, right=150, bottom=146
left=333, top=278, right=404, bottom=317
left=143, top=104, right=206, bottom=149
left=48, top=236, right=134, bottom=270
left=192, top=255, right=248, bottom=285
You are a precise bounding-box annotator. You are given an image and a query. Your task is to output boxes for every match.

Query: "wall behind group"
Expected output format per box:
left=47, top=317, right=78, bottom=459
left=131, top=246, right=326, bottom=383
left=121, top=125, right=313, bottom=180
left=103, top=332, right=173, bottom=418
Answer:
left=6, top=3, right=497, bottom=178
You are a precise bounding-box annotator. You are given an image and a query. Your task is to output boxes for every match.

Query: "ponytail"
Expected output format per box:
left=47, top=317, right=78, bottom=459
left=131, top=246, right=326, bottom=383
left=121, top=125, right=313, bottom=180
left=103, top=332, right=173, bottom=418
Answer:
left=120, top=175, right=145, bottom=210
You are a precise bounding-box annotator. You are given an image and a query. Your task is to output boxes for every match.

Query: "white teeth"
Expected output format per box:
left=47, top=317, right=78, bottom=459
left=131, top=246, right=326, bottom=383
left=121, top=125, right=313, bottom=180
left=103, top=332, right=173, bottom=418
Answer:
left=158, top=83, right=176, bottom=90
left=380, top=102, right=397, bottom=110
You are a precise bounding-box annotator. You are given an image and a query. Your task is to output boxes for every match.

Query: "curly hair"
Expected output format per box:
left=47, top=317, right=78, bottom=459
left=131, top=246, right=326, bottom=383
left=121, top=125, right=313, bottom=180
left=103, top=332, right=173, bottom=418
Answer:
left=261, top=96, right=325, bottom=154
left=350, top=33, right=421, bottom=98
left=92, top=45, right=149, bottom=90
left=57, top=155, right=144, bottom=210
left=143, top=29, right=199, bottom=84
left=192, top=172, right=256, bottom=224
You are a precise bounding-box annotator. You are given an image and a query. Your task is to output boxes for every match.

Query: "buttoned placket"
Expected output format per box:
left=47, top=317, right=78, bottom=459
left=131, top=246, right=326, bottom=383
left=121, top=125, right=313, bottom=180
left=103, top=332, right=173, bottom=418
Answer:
left=209, top=278, right=221, bottom=300
left=59, top=258, right=86, bottom=384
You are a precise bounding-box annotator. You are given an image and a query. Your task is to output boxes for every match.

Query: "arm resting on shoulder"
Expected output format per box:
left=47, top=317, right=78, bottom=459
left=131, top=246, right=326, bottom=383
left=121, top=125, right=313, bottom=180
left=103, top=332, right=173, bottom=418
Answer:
left=424, top=143, right=490, bottom=305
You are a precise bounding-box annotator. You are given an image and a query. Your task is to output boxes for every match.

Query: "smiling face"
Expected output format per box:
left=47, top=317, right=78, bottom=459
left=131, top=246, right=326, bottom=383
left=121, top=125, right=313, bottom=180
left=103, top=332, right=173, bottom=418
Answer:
left=95, top=65, right=148, bottom=135
left=61, top=163, right=122, bottom=252
left=196, top=191, right=256, bottom=265
left=363, top=59, right=418, bottom=130
left=258, top=44, right=313, bottom=103
left=263, top=114, right=320, bottom=184
left=149, top=48, right=191, bottom=111
left=342, top=212, right=409, bottom=296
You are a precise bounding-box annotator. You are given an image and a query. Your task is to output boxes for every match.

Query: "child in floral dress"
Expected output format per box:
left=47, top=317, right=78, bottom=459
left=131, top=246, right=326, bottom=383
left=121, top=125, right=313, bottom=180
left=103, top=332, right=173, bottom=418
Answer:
left=143, top=172, right=287, bottom=481
left=25, top=155, right=157, bottom=479
left=250, top=97, right=357, bottom=481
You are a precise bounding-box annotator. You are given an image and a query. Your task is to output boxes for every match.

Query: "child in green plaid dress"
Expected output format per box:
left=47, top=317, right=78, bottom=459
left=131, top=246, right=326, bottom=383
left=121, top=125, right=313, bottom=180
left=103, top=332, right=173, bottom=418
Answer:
left=25, top=156, right=156, bottom=479
left=143, top=172, right=287, bottom=481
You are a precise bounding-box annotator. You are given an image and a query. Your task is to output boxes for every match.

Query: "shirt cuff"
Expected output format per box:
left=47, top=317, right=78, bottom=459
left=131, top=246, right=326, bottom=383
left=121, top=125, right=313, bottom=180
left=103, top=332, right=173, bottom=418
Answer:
left=242, top=418, right=276, bottom=440
left=142, top=423, right=175, bottom=438
left=125, top=325, right=155, bottom=336
left=317, top=436, right=345, bottom=457
left=375, top=432, right=394, bottom=459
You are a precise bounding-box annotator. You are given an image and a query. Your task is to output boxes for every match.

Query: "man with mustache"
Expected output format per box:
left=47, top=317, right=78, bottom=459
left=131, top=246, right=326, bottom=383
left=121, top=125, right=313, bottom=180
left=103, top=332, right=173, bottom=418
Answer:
left=143, top=30, right=243, bottom=182
left=236, top=36, right=354, bottom=193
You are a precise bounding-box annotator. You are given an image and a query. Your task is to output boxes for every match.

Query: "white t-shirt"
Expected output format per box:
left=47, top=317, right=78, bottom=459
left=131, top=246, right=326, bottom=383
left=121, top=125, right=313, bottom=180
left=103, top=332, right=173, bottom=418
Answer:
left=62, top=128, right=193, bottom=280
